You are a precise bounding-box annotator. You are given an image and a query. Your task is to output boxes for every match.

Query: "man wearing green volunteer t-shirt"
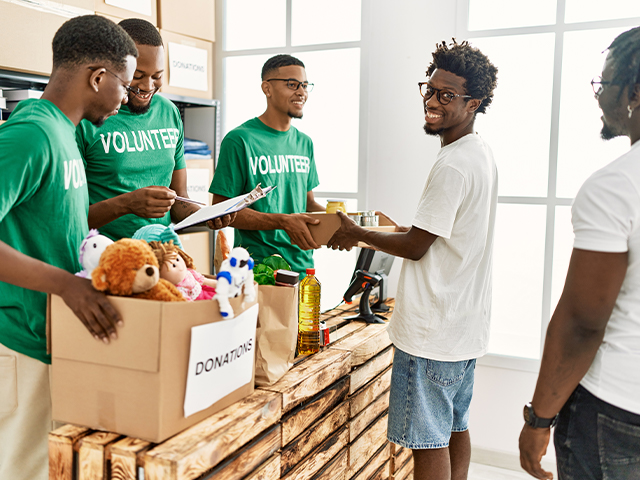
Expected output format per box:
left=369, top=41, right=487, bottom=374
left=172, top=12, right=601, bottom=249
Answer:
left=77, top=19, right=233, bottom=241
left=210, top=54, right=324, bottom=276
left=0, top=16, right=136, bottom=480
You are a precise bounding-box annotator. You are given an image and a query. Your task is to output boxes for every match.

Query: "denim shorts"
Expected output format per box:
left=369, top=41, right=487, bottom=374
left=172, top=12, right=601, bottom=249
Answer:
left=554, top=384, right=640, bottom=480
left=387, top=347, right=476, bottom=449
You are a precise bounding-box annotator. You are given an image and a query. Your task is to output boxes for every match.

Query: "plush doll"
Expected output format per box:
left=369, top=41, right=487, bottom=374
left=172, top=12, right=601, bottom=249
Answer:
left=148, top=240, right=217, bottom=301
left=132, top=224, right=183, bottom=249
left=91, top=238, right=185, bottom=302
left=76, top=229, right=114, bottom=279
left=214, top=247, right=256, bottom=318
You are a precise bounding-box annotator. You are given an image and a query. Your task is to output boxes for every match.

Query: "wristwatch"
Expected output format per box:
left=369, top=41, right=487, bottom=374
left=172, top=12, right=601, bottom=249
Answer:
left=523, top=403, right=558, bottom=429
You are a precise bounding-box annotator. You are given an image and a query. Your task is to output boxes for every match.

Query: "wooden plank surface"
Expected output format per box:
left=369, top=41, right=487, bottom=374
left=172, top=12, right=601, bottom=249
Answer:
left=281, top=425, right=349, bottom=480
left=392, top=456, right=413, bottom=480
left=332, top=324, right=391, bottom=367
left=310, top=447, right=348, bottom=480
left=281, top=376, right=349, bottom=445
left=77, top=431, right=122, bottom=480
left=49, top=424, right=92, bottom=480
left=244, top=454, right=281, bottom=480
left=143, top=389, right=281, bottom=480
left=199, top=425, right=281, bottom=480
left=108, top=437, right=152, bottom=480
left=347, top=413, right=388, bottom=478
left=261, top=348, right=351, bottom=413
left=350, top=366, right=392, bottom=418
left=328, top=322, right=368, bottom=345
left=281, top=401, right=349, bottom=476
left=349, top=391, right=390, bottom=442
left=349, top=443, right=391, bottom=480
left=350, top=346, right=394, bottom=394
left=391, top=445, right=412, bottom=474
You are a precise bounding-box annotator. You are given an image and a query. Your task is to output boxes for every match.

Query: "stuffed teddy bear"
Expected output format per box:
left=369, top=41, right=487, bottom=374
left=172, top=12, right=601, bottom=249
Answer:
left=75, top=229, right=114, bottom=279
left=91, top=238, right=185, bottom=302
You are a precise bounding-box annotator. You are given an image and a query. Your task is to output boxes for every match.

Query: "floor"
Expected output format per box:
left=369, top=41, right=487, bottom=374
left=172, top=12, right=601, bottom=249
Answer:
left=468, top=462, right=541, bottom=479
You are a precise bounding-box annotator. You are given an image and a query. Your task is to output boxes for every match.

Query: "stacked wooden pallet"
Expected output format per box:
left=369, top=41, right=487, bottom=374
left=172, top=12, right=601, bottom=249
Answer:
left=48, top=302, right=415, bottom=480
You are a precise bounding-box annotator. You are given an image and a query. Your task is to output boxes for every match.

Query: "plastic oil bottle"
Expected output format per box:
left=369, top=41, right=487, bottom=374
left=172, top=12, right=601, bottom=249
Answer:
left=297, top=268, right=321, bottom=355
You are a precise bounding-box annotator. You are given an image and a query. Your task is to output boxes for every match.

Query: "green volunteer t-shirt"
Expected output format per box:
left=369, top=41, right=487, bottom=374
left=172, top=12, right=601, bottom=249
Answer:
left=76, top=94, right=186, bottom=240
left=0, top=99, right=89, bottom=364
left=210, top=118, right=320, bottom=276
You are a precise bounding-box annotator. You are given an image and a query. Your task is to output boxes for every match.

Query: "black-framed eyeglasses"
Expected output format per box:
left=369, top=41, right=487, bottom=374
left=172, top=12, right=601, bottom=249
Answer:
left=418, top=82, right=471, bottom=105
left=88, top=67, right=140, bottom=96
left=266, top=78, right=314, bottom=93
left=591, top=76, right=620, bottom=98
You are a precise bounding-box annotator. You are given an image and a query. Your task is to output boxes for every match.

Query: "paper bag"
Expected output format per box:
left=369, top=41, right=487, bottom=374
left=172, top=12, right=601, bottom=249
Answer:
left=255, top=284, right=299, bottom=386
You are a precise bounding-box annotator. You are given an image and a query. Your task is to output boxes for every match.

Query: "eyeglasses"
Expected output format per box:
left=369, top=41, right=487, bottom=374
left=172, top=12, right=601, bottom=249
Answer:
left=591, top=76, right=620, bottom=98
left=266, top=78, right=314, bottom=93
left=89, top=67, right=140, bottom=96
left=418, top=82, right=471, bottom=105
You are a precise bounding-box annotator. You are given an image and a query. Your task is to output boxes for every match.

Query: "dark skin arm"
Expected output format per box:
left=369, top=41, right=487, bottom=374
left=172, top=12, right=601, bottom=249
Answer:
left=327, top=210, right=436, bottom=261
left=519, top=248, right=627, bottom=480
left=0, top=240, right=122, bottom=344
left=211, top=191, right=321, bottom=250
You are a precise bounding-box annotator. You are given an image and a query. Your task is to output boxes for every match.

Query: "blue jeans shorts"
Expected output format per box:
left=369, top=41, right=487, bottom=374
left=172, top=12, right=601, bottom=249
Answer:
left=387, top=347, right=476, bottom=449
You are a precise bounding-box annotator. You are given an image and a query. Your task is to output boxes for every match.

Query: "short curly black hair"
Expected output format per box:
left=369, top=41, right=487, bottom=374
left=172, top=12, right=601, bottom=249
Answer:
left=606, top=26, right=640, bottom=102
left=52, top=15, right=137, bottom=70
left=426, top=39, right=498, bottom=115
left=262, top=54, right=305, bottom=80
left=119, top=18, right=163, bottom=47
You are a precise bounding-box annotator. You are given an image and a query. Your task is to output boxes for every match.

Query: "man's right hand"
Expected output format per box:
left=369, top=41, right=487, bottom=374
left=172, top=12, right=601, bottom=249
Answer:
left=125, top=186, right=176, bottom=218
left=282, top=214, right=321, bottom=250
left=59, top=276, right=123, bottom=344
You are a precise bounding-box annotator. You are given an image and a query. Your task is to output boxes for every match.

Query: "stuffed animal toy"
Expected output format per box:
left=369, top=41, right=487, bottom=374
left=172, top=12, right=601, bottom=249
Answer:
left=132, top=224, right=183, bottom=249
left=91, top=238, right=185, bottom=302
left=148, top=240, right=217, bottom=301
left=76, top=229, right=114, bottom=279
left=214, top=247, right=256, bottom=318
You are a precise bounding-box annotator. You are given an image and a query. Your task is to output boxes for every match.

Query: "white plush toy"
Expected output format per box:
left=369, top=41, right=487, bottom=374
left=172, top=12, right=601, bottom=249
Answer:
left=75, top=229, right=114, bottom=279
left=214, top=247, right=256, bottom=319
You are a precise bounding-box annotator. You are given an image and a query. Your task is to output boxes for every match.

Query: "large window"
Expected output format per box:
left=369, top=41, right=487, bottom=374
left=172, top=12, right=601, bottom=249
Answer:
left=219, top=0, right=363, bottom=310
left=459, top=0, right=640, bottom=360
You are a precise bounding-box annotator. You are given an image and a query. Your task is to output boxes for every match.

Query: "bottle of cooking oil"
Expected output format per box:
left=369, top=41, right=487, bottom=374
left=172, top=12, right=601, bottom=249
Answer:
left=297, top=268, right=321, bottom=355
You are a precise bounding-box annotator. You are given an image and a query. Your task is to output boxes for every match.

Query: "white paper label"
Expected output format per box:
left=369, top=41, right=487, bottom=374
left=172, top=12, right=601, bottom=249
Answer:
left=186, top=168, right=211, bottom=205
left=105, top=0, right=152, bottom=16
left=183, top=304, right=258, bottom=417
left=168, top=42, right=208, bottom=92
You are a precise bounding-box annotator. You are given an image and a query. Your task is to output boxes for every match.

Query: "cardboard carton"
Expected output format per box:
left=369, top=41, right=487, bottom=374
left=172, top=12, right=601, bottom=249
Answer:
left=178, top=230, right=212, bottom=275
left=49, top=291, right=257, bottom=443
left=307, top=212, right=397, bottom=246
left=94, top=0, right=156, bottom=25
left=158, top=0, right=215, bottom=42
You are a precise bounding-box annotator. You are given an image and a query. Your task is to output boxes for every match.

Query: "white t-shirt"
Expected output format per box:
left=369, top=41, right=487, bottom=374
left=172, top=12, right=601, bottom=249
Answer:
left=576, top=141, right=640, bottom=415
left=388, top=133, right=498, bottom=361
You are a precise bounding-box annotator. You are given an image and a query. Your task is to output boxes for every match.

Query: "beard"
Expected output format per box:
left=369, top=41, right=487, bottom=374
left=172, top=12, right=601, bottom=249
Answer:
left=92, top=117, right=106, bottom=128
left=288, top=110, right=303, bottom=119
left=600, top=119, right=622, bottom=140
left=423, top=123, right=443, bottom=137
left=128, top=97, right=153, bottom=115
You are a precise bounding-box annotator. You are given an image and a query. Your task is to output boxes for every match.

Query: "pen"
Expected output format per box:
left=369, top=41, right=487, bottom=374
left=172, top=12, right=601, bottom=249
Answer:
left=175, top=196, right=206, bottom=206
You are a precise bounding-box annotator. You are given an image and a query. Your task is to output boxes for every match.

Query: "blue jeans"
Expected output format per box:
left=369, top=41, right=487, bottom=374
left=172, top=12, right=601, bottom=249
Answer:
left=554, top=384, right=640, bottom=480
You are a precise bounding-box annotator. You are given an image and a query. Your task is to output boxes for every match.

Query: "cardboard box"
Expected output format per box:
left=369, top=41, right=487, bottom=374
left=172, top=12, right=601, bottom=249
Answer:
left=185, top=158, right=214, bottom=206
left=178, top=230, right=211, bottom=275
left=307, top=212, right=397, bottom=246
left=0, top=1, right=94, bottom=75
left=160, top=29, right=214, bottom=100
left=94, top=0, right=156, bottom=25
left=50, top=291, right=257, bottom=442
left=158, top=0, right=215, bottom=42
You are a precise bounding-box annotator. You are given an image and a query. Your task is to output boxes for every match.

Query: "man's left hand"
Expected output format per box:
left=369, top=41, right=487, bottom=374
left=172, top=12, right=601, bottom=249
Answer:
left=327, top=211, right=362, bottom=251
left=519, top=424, right=554, bottom=479
left=207, top=213, right=236, bottom=230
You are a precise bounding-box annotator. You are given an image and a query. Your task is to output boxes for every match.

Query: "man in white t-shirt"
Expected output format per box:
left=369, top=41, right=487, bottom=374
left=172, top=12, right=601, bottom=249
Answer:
left=519, top=27, right=640, bottom=480
left=328, top=40, right=498, bottom=480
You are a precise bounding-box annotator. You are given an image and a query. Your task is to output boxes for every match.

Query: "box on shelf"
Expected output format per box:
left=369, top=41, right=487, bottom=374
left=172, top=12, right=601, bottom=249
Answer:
left=158, top=0, right=214, bottom=42
left=185, top=158, right=214, bottom=206
left=160, top=29, right=214, bottom=100
left=307, top=212, right=397, bottom=246
left=94, top=0, right=156, bottom=25
left=178, top=230, right=212, bottom=275
left=49, top=290, right=258, bottom=443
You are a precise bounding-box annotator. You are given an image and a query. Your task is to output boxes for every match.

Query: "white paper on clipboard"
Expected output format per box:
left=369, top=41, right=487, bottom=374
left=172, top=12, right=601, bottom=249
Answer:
left=173, top=184, right=276, bottom=231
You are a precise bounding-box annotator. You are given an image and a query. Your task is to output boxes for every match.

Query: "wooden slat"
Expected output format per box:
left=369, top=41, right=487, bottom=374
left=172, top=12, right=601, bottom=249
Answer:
left=199, top=425, right=281, bottom=480
left=347, top=413, right=388, bottom=478
left=261, top=348, right=351, bottom=413
left=350, top=346, right=394, bottom=394
left=332, top=324, right=391, bottom=367
left=309, top=447, right=348, bottom=480
left=329, top=322, right=368, bottom=346
left=349, top=391, right=390, bottom=442
left=281, top=402, right=350, bottom=476
left=244, top=454, right=281, bottom=480
left=350, top=366, right=392, bottom=418
left=391, top=446, right=412, bottom=474
left=143, top=389, right=281, bottom=480
left=108, top=437, right=152, bottom=480
left=77, top=431, right=122, bottom=480
left=49, top=424, right=92, bottom=480
left=281, top=376, right=349, bottom=445
left=391, top=457, right=413, bottom=480
left=281, top=426, right=350, bottom=480
left=349, top=443, right=391, bottom=480
left=389, top=443, right=403, bottom=456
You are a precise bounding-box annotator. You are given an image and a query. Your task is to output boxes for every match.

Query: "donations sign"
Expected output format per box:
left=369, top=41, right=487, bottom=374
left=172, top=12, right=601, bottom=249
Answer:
left=168, top=42, right=208, bottom=92
left=183, top=304, right=258, bottom=417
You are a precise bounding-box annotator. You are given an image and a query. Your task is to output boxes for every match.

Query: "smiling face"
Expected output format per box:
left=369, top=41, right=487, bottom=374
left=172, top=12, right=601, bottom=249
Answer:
left=263, top=65, right=308, bottom=119
left=127, top=44, right=164, bottom=114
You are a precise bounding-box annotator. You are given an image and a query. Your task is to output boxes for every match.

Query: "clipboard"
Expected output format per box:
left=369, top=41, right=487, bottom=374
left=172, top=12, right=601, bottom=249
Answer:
left=173, top=184, right=276, bottom=231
